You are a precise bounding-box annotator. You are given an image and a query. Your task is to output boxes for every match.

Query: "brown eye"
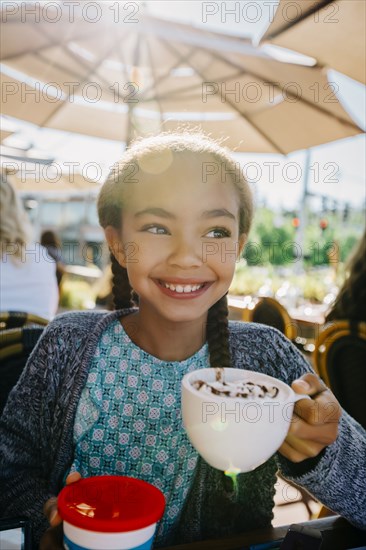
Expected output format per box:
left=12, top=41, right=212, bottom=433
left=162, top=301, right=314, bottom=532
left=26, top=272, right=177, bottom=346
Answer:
left=205, top=228, right=231, bottom=238
left=143, top=225, right=169, bottom=235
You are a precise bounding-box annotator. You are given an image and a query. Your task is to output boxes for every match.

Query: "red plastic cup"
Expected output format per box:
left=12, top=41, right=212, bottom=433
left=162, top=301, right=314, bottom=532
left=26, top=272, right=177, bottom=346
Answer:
left=58, top=475, right=165, bottom=550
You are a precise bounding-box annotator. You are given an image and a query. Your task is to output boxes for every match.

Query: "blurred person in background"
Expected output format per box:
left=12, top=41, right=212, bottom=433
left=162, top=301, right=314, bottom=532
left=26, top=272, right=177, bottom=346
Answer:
left=0, top=173, right=58, bottom=320
left=40, top=230, right=66, bottom=288
left=326, top=229, right=366, bottom=323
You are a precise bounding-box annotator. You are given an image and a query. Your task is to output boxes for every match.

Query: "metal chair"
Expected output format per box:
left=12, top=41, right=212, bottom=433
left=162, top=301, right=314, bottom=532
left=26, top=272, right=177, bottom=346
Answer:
left=314, top=320, right=366, bottom=429
left=0, top=310, right=49, bottom=330
left=0, top=325, right=45, bottom=414
left=248, top=297, right=297, bottom=340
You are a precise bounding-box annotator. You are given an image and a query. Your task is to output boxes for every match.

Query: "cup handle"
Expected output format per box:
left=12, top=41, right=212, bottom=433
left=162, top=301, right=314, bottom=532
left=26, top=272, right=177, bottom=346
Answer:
left=292, top=393, right=311, bottom=403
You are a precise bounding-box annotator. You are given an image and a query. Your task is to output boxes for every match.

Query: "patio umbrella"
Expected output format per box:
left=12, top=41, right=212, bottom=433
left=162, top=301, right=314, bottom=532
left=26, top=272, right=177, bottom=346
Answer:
left=0, top=2, right=363, bottom=153
left=260, top=0, right=366, bottom=85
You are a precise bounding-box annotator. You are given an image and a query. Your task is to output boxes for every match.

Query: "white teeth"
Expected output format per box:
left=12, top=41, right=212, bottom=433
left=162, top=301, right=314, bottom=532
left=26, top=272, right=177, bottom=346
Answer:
left=163, top=282, right=203, bottom=293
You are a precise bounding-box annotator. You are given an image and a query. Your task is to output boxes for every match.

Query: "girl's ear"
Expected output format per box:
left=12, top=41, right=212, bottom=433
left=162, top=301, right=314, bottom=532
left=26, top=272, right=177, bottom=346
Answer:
left=237, top=234, right=247, bottom=259
left=104, top=225, right=126, bottom=268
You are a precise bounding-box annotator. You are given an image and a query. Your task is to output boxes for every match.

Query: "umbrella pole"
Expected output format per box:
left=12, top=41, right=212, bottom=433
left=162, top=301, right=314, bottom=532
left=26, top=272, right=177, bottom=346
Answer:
left=296, top=148, right=312, bottom=273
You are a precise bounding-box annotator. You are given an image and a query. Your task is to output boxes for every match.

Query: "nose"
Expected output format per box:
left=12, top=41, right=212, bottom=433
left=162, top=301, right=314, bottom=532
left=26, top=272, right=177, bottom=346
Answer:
left=167, top=233, right=203, bottom=269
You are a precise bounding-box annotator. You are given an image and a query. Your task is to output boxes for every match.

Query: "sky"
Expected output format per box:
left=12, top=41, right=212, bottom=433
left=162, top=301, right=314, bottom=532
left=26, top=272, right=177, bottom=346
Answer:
left=1, top=0, right=365, bottom=211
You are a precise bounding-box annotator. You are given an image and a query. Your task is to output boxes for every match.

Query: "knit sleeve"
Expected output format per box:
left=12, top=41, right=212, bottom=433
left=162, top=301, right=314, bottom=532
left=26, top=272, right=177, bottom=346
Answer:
left=277, top=412, right=366, bottom=529
left=0, top=321, right=84, bottom=546
left=262, top=328, right=366, bottom=529
left=267, top=330, right=366, bottom=529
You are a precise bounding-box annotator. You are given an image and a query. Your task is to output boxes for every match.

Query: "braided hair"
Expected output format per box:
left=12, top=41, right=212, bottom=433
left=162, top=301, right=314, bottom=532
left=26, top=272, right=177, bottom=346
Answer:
left=110, top=254, right=139, bottom=310
left=97, top=132, right=253, bottom=369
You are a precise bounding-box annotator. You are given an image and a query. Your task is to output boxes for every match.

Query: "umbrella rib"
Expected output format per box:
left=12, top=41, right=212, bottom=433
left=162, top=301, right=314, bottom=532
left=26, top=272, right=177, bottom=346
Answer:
left=38, top=36, right=132, bottom=105
left=9, top=20, right=133, bottom=106
left=126, top=33, right=141, bottom=146
left=33, top=50, right=95, bottom=82
left=134, top=14, right=360, bottom=132
left=117, top=40, right=135, bottom=91
left=137, top=45, right=199, bottom=101
left=144, top=37, right=164, bottom=125
left=39, top=35, right=130, bottom=128
left=146, top=67, right=250, bottom=102
left=35, top=23, right=134, bottom=104
left=163, top=41, right=285, bottom=154
left=18, top=39, right=140, bottom=110
left=140, top=38, right=245, bottom=101
left=197, top=69, right=285, bottom=154
left=264, top=0, right=335, bottom=41
left=209, top=49, right=362, bottom=132
left=1, top=25, right=102, bottom=62
left=5, top=22, right=133, bottom=107
left=142, top=63, right=248, bottom=103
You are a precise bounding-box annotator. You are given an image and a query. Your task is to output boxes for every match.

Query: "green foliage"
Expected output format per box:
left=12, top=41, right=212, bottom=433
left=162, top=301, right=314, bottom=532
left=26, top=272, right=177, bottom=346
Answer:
left=244, top=209, right=296, bottom=266
left=244, top=207, right=364, bottom=267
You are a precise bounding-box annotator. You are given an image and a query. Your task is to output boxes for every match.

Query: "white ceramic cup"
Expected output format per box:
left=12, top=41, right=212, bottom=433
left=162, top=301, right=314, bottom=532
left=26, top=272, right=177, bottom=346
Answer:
left=181, top=368, right=310, bottom=473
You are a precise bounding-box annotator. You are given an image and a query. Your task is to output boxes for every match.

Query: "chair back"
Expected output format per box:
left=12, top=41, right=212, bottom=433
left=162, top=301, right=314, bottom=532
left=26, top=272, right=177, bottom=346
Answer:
left=0, top=311, right=49, bottom=330
left=249, top=297, right=297, bottom=340
left=0, top=326, right=45, bottom=414
left=314, top=320, right=366, bottom=429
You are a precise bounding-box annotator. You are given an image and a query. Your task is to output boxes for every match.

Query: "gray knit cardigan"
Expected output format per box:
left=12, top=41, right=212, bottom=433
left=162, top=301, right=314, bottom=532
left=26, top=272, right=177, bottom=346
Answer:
left=0, top=310, right=365, bottom=549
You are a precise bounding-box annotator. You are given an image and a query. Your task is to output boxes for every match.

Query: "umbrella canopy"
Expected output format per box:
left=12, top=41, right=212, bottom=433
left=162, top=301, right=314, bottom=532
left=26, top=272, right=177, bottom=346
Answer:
left=0, top=2, right=363, bottom=153
left=4, top=168, right=100, bottom=194
left=260, top=0, right=366, bottom=85
left=0, top=117, right=17, bottom=143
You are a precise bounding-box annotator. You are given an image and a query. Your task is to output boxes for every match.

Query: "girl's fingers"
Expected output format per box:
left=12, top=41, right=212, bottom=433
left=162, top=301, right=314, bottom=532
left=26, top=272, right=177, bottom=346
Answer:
left=287, top=413, right=339, bottom=446
left=292, top=373, right=327, bottom=397
left=278, top=440, right=308, bottom=463
left=43, top=497, right=61, bottom=527
left=43, top=472, right=81, bottom=527
left=292, top=374, right=342, bottom=428
left=284, top=432, right=325, bottom=459
left=65, top=471, right=81, bottom=485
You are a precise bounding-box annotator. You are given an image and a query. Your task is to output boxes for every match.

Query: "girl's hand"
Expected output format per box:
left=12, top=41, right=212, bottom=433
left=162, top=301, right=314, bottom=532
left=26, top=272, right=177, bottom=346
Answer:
left=279, top=373, right=342, bottom=463
left=40, top=471, right=81, bottom=550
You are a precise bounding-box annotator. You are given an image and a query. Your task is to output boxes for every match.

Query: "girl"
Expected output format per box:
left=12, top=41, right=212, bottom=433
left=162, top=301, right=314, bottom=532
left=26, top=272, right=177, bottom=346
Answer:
left=0, top=133, right=365, bottom=550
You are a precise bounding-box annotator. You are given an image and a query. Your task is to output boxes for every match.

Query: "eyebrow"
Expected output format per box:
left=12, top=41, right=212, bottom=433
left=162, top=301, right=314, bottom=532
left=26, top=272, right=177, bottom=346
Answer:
left=135, top=208, right=175, bottom=219
left=134, top=207, right=236, bottom=220
left=202, top=208, right=236, bottom=221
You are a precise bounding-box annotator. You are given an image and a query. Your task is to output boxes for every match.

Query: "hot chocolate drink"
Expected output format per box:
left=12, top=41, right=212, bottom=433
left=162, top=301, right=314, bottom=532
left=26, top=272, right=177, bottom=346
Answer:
left=191, top=368, right=279, bottom=399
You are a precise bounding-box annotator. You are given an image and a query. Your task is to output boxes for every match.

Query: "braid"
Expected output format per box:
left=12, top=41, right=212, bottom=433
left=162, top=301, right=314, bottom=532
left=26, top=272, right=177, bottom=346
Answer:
left=110, top=253, right=138, bottom=310
left=206, top=294, right=231, bottom=369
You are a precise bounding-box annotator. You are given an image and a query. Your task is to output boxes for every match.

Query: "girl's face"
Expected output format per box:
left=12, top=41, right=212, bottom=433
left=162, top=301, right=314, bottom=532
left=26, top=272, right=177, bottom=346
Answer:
left=106, top=151, right=246, bottom=324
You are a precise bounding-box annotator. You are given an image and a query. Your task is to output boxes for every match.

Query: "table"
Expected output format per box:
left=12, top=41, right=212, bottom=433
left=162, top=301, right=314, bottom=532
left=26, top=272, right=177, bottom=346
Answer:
left=162, top=516, right=366, bottom=550
left=227, top=296, right=327, bottom=327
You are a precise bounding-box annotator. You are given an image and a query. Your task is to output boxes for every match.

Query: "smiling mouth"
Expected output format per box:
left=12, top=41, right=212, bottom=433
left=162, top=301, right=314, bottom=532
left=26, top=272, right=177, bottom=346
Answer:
left=157, top=280, right=207, bottom=294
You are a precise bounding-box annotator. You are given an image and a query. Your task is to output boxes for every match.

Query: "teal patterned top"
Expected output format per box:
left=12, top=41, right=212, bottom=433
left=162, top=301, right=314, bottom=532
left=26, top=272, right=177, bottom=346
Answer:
left=71, top=319, right=210, bottom=545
